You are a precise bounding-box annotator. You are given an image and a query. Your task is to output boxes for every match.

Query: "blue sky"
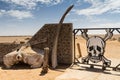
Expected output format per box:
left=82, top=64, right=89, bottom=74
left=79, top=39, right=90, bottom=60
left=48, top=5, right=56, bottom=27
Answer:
left=0, top=0, right=120, bottom=36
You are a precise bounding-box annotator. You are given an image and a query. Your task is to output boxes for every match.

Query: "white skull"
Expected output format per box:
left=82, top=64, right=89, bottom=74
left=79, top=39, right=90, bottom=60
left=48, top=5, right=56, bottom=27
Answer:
left=87, top=36, right=105, bottom=63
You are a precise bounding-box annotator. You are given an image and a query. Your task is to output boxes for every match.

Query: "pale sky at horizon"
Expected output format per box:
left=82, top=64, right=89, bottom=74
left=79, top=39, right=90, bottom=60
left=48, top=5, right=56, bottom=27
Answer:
left=0, top=0, right=120, bottom=36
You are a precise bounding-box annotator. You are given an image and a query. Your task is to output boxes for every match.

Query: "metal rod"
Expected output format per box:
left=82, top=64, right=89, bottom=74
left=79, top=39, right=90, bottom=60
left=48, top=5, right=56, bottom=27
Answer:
left=73, top=30, right=76, bottom=63
left=74, top=28, right=120, bottom=31
left=116, top=29, right=120, bottom=33
left=75, top=30, right=79, bottom=34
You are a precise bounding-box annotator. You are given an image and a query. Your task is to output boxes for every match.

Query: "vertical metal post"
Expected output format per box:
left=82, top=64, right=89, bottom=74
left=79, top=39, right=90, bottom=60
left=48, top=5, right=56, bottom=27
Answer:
left=73, top=30, right=76, bottom=63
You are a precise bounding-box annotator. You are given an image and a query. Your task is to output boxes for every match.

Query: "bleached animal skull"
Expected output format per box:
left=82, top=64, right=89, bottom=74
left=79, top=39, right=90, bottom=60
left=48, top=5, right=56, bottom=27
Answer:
left=87, top=36, right=105, bottom=63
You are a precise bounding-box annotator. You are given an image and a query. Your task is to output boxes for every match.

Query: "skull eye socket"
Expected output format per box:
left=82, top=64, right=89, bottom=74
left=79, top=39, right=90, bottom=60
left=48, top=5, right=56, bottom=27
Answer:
left=97, top=46, right=101, bottom=52
left=89, top=46, right=93, bottom=51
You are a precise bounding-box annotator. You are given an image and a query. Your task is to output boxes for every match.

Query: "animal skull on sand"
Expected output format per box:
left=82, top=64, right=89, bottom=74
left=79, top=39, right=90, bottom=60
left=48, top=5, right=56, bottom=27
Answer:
left=4, top=43, right=49, bottom=69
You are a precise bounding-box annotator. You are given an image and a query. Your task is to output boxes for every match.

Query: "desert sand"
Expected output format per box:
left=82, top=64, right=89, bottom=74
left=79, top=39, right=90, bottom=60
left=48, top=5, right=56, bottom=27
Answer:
left=0, top=35, right=120, bottom=80
left=0, top=36, right=67, bottom=80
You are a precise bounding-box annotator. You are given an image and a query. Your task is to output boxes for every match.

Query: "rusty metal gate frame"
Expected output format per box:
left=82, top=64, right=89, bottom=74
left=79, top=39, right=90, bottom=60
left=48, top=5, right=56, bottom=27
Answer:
left=72, top=28, right=120, bottom=71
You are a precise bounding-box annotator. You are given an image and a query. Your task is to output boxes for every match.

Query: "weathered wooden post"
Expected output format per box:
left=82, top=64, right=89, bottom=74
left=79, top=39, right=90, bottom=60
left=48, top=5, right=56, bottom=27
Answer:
left=77, top=43, right=82, bottom=58
left=41, top=47, right=49, bottom=74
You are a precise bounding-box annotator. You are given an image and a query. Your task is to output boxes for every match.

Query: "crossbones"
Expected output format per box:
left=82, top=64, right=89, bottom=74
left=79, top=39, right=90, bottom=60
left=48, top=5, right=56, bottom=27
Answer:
left=81, top=29, right=113, bottom=70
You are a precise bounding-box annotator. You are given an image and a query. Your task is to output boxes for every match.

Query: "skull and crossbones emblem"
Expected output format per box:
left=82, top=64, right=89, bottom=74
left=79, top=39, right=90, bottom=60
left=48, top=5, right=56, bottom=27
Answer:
left=81, top=29, right=113, bottom=69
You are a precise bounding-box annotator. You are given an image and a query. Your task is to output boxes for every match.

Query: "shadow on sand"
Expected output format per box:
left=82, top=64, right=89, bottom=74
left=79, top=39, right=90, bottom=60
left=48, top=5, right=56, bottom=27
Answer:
left=0, top=62, right=33, bottom=70
left=70, top=65, right=120, bottom=76
left=39, top=64, right=70, bottom=76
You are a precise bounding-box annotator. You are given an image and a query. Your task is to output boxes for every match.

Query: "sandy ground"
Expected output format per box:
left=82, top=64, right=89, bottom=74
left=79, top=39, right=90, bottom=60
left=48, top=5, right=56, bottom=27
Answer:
left=0, top=36, right=31, bottom=43
left=56, top=35, right=120, bottom=80
left=0, top=63, right=68, bottom=80
left=56, top=58, right=120, bottom=80
left=0, top=35, right=120, bottom=80
left=0, top=36, right=67, bottom=80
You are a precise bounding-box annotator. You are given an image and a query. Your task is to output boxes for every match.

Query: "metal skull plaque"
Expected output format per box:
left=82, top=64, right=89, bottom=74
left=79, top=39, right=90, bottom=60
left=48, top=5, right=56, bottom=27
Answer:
left=87, top=36, right=105, bottom=63
left=81, top=29, right=113, bottom=69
